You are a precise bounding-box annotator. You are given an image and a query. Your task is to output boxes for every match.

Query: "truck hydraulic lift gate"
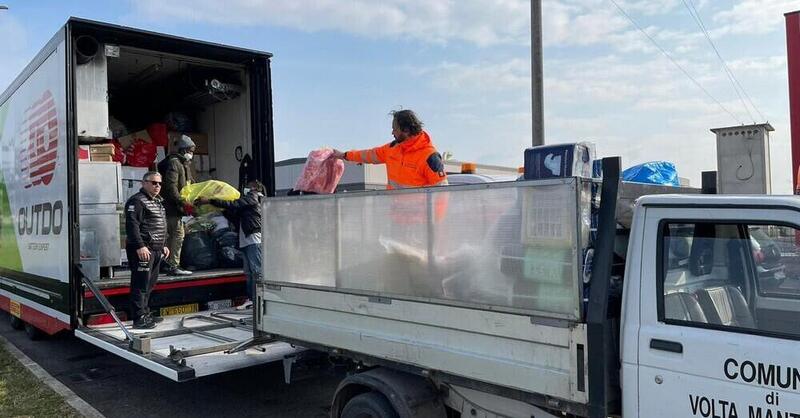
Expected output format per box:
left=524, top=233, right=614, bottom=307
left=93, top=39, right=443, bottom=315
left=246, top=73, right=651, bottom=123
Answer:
left=76, top=267, right=299, bottom=381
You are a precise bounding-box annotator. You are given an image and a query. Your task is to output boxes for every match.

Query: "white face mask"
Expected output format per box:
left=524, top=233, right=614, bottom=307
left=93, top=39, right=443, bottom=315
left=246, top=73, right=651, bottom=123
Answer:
left=183, top=152, right=193, bottom=161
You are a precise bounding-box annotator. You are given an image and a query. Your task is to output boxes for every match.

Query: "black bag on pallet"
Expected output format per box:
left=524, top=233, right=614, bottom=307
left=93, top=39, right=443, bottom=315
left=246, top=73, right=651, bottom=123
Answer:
left=211, top=228, right=243, bottom=268
left=180, top=231, right=218, bottom=271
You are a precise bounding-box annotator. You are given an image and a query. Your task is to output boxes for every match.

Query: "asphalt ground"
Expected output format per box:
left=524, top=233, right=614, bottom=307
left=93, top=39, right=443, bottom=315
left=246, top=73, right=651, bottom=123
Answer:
left=0, top=311, right=343, bottom=418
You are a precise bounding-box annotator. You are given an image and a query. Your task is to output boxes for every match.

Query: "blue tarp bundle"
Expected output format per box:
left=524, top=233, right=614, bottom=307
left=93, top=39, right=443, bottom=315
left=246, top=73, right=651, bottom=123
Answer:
left=622, top=161, right=680, bottom=186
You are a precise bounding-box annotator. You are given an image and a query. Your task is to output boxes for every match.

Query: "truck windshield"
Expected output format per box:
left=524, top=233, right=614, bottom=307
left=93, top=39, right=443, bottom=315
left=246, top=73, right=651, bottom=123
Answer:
left=660, top=222, right=800, bottom=339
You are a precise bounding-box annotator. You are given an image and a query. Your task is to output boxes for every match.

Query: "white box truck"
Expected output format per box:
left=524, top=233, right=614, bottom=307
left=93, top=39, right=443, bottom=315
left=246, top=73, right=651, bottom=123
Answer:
left=257, top=157, right=800, bottom=417
left=0, top=18, right=301, bottom=381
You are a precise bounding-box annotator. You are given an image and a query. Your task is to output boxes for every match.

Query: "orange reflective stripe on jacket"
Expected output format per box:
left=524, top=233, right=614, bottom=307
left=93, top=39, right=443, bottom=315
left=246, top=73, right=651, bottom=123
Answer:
left=345, top=131, right=448, bottom=190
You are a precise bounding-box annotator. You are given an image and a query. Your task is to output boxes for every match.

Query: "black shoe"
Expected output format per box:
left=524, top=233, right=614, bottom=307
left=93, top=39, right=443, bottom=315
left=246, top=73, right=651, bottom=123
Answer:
left=160, top=263, right=192, bottom=276
left=168, top=267, right=193, bottom=276
left=132, top=317, right=156, bottom=329
left=146, top=314, right=164, bottom=324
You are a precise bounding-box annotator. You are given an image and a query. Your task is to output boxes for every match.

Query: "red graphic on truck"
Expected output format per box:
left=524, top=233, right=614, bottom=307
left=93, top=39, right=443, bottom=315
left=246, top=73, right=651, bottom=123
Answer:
left=18, top=90, right=58, bottom=189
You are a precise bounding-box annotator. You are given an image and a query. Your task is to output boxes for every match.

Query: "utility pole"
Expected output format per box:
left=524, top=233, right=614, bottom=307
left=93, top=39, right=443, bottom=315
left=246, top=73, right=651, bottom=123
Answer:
left=531, top=0, right=545, bottom=146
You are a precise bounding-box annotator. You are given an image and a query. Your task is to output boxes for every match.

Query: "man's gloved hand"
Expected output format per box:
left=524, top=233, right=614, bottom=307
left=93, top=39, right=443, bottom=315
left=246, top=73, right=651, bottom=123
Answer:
left=331, top=149, right=346, bottom=160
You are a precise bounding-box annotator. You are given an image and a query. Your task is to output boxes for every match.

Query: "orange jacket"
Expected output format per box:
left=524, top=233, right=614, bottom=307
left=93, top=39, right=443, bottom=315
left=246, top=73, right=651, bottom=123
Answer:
left=345, top=131, right=448, bottom=189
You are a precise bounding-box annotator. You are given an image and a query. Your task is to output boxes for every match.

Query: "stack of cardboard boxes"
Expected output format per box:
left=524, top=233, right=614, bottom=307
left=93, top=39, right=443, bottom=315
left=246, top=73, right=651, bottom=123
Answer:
left=79, top=124, right=212, bottom=178
left=89, top=144, right=116, bottom=161
left=79, top=143, right=118, bottom=162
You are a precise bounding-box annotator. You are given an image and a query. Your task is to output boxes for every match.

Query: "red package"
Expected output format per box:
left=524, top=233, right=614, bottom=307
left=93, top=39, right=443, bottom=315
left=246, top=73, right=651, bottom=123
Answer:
left=78, top=145, right=89, bottom=160
left=111, top=140, right=126, bottom=163
left=294, top=148, right=344, bottom=194
left=146, top=123, right=169, bottom=147
left=125, top=140, right=157, bottom=167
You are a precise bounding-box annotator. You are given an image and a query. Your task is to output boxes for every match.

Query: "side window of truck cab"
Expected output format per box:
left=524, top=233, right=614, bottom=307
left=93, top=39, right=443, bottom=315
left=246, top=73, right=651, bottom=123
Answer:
left=659, top=221, right=800, bottom=338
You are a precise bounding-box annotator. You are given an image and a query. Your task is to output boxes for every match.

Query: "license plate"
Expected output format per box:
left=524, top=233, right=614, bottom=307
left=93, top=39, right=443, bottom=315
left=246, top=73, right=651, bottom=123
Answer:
left=160, top=303, right=198, bottom=317
left=206, top=299, right=233, bottom=311
left=10, top=300, right=20, bottom=318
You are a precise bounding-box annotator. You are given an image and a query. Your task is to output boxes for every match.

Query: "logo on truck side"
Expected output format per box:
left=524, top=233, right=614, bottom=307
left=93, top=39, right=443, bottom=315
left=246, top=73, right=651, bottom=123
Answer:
left=18, top=90, right=58, bottom=189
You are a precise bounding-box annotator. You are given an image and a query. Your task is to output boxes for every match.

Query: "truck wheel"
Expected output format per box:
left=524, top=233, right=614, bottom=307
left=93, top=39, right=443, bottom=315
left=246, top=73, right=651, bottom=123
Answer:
left=9, top=315, right=23, bottom=330
left=24, top=323, right=43, bottom=340
left=341, top=392, right=399, bottom=418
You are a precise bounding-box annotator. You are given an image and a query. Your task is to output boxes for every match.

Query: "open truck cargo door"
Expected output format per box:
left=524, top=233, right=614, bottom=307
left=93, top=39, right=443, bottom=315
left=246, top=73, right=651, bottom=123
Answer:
left=75, top=271, right=301, bottom=381
left=62, top=18, right=288, bottom=381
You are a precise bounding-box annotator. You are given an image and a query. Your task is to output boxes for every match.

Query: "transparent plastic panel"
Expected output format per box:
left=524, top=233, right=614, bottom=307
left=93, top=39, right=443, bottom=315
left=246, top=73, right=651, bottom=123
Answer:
left=264, top=180, right=584, bottom=318
left=263, top=198, right=337, bottom=287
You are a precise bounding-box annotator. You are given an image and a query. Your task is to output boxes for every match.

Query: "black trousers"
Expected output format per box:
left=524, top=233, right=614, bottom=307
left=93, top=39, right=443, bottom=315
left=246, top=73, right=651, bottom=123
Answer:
left=126, top=247, right=163, bottom=320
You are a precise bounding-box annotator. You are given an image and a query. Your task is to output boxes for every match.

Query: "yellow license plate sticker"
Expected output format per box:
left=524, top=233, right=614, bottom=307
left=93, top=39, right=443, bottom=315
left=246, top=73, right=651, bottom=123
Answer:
left=9, top=300, right=20, bottom=318
left=160, top=303, right=198, bottom=317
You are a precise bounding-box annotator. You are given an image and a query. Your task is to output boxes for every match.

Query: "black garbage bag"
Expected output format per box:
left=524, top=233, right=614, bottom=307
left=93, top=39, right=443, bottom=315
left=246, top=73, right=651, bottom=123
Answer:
left=212, top=229, right=239, bottom=248
left=180, top=231, right=218, bottom=271
left=211, top=228, right=243, bottom=268
left=219, top=246, right=244, bottom=268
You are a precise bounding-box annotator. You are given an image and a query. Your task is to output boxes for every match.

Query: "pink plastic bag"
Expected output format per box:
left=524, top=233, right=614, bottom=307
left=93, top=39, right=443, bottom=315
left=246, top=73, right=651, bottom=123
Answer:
left=294, top=148, right=345, bottom=194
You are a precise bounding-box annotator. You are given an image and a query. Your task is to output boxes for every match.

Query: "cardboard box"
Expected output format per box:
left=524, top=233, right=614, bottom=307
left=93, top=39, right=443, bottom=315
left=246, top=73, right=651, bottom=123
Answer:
left=90, top=143, right=116, bottom=155
left=90, top=154, right=114, bottom=162
left=168, top=132, right=208, bottom=155
left=118, top=129, right=151, bottom=150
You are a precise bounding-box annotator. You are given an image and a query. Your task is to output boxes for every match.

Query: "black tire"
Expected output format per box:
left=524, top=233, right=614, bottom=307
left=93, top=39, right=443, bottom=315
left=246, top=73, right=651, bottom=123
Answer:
left=341, top=392, right=399, bottom=418
left=9, top=315, right=23, bottom=330
left=24, top=323, right=43, bottom=340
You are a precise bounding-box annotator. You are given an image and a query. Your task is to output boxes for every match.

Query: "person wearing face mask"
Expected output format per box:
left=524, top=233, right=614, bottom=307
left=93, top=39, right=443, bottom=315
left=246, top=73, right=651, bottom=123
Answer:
left=157, top=134, right=195, bottom=276
left=196, top=179, right=264, bottom=309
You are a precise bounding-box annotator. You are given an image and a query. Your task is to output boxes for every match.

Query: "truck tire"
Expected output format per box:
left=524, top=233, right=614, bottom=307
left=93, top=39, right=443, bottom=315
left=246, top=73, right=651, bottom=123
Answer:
left=9, top=315, right=23, bottom=330
left=24, top=323, right=43, bottom=340
left=341, top=392, right=399, bottom=418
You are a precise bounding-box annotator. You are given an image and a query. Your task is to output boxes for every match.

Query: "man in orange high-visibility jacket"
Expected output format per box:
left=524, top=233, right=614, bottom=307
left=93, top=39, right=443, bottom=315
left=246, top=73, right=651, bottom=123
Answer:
left=332, top=110, right=448, bottom=189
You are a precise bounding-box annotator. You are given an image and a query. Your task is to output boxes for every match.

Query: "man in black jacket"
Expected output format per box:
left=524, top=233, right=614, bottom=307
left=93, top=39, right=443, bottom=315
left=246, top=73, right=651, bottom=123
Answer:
left=125, top=171, right=170, bottom=329
left=197, top=180, right=264, bottom=306
left=157, top=134, right=194, bottom=276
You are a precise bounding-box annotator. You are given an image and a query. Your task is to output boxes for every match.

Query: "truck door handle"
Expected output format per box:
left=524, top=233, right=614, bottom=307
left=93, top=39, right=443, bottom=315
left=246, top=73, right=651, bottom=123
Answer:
left=650, top=339, right=683, bottom=353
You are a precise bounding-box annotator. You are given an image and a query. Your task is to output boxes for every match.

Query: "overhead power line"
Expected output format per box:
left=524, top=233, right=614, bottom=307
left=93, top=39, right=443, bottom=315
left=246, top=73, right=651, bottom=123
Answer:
left=607, top=0, right=743, bottom=125
left=682, top=0, right=767, bottom=123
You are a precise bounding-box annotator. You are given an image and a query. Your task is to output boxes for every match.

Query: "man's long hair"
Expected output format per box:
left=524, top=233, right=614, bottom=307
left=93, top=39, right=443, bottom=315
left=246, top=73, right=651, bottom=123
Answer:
left=391, top=109, right=424, bottom=135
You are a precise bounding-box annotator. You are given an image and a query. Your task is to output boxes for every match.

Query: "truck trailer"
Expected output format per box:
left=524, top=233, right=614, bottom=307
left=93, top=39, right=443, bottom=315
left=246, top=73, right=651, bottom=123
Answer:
left=0, top=18, right=301, bottom=380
